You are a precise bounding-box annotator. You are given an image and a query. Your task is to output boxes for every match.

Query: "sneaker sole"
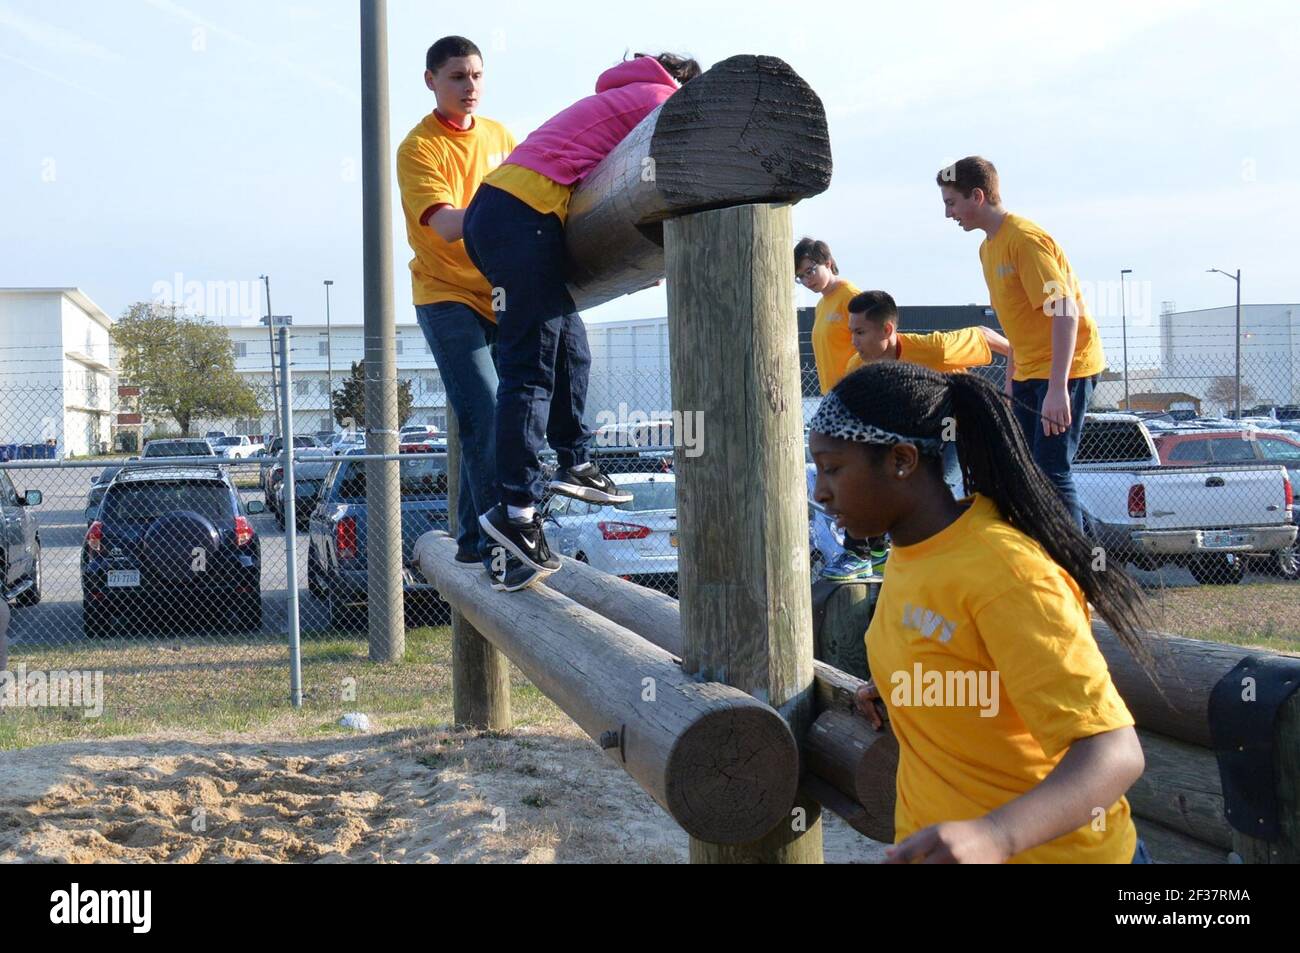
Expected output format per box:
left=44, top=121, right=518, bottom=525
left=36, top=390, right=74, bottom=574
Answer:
left=493, top=566, right=554, bottom=592
left=546, top=480, right=634, bottom=505
left=478, top=513, right=560, bottom=574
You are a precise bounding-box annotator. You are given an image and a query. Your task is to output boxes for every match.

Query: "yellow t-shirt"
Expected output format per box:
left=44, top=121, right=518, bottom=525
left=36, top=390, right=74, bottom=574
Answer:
left=866, top=494, right=1137, bottom=864
left=812, top=280, right=861, bottom=394
left=396, top=112, right=515, bottom=316
left=483, top=163, right=576, bottom=224
left=979, top=214, right=1106, bottom=381
left=845, top=328, right=993, bottom=376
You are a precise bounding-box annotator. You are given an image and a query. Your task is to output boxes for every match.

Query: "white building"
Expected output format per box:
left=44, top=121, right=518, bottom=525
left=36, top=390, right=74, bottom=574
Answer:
left=200, top=320, right=448, bottom=436
left=1156, top=304, right=1300, bottom=413
left=0, top=288, right=114, bottom=456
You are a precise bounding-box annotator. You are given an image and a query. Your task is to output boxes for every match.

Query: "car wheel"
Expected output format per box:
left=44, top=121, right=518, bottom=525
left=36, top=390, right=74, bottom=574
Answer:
left=82, top=605, right=110, bottom=639
left=15, top=542, right=41, bottom=606
left=329, top=589, right=364, bottom=632
left=1188, top=553, right=1245, bottom=585
left=1267, top=544, right=1300, bottom=581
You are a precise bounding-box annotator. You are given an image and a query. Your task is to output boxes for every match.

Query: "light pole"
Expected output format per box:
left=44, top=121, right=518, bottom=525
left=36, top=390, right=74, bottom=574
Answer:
left=259, top=274, right=279, bottom=437
left=1208, top=268, right=1243, bottom=418
left=323, top=280, right=335, bottom=431
left=1120, top=268, right=1132, bottom=410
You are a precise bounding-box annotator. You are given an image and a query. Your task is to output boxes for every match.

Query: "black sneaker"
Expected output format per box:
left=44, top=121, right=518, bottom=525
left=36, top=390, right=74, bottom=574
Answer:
left=547, top=462, right=633, bottom=504
left=490, top=554, right=548, bottom=592
left=454, top=546, right=480, bottom=564
left=478, top=504, right=561, bottom=574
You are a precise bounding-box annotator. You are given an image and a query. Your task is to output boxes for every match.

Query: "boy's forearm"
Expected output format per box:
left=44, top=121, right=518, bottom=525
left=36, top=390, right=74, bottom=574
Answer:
left=1048, top=298, right=1080, bottom=390
left=428, top=206, right=466, bottom=243
left=983, top=727, right=1144, bottom=858
left=979, top=326, right=1011, bottom=357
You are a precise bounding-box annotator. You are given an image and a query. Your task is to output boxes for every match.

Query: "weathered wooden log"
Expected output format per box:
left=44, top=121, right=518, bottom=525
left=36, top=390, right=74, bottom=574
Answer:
left=1092, top=622, right=1252, bottom=748
left=1129, top=729, right=1230, bottom=850
left=667, top=202, right=822, bottom=864
left=565, top=54, right=831, bottom=312
left=538, top=501, right=901, bottom=844
left=446, top=410, right=512, bottom=730
left=1134, top=817, right=1228, bottom=865
left=415, top=533, right=800, bottom=845
left=805, top=709, right=897, bottom=843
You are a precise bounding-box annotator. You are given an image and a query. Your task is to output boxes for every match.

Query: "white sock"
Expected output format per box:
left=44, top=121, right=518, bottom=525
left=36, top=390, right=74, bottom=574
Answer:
left=507, top=505, right=535, bottom=522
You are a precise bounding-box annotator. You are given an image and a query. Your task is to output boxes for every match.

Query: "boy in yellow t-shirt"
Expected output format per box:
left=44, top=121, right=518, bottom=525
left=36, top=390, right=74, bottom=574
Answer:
left=843, top=289, right=1010, bottom=496
left=794, top=236, right=876, bottom=581
left=937, top=156, right=1105, bottom=530
left=395, top=36, right=530, bottom=587
left=809, top=360, right=1152, bottom=864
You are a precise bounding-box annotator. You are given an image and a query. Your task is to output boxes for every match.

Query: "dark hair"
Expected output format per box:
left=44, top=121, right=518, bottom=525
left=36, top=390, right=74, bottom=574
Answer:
left=827, top=361, right=1153, bottom=664
left=848, top=290, right=898, bottom=326
left=632, top=51, right=702, bottom=85
left=936, top=155, right=1001, bottom=206
left=427, top=36, right=482, bottom=74
left=794, top=237, right=838, bottom=275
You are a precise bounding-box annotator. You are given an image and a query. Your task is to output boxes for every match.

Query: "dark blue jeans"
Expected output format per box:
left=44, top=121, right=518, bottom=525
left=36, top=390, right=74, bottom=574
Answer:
left=462, top=184, right=593, bottom=507
left=1010, top=375, right=1096, bottom=530
left=415, top=301, right=500, bottom=566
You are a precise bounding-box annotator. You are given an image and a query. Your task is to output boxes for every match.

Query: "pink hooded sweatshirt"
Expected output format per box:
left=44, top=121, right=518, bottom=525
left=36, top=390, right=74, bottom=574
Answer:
left=503, top=57, right=679, bottom=186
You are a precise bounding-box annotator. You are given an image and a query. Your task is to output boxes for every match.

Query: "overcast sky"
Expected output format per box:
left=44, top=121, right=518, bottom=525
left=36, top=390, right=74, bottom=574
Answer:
left=3, top=0, right=1297, bottom=362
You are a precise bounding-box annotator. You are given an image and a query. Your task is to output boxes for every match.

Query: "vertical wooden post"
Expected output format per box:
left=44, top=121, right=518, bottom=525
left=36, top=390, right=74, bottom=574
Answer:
left=446, top=409, right=512, bottom=730
left=666, top=202, right=823, bottom=864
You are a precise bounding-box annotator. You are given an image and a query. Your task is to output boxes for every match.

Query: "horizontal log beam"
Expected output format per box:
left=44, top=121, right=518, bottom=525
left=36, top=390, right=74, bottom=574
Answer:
left=565, top=54, right=831, bottom=312
left=537, top=553, right=895, bottom=837
left=415, top=534, right=799, bottom=844
left=1130, top=729, right=1230, bottom=850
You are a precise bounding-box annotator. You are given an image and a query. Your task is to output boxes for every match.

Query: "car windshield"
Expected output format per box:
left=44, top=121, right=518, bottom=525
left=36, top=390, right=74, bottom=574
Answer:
left=294, top=460, right=334, bottom=481
left=336, top=456, right=448, bottom=501
left=145, top=440, right=211, bottom=457
left=216, top=437, right=243, bottom=446
left=101, top=481, right=233, bottom=523
left=612, top=481, right=676, bottom=512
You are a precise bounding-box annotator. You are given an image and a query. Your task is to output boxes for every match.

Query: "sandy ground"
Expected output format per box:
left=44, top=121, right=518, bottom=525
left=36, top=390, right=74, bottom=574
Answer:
left=0, top=720, right=889, bottom=864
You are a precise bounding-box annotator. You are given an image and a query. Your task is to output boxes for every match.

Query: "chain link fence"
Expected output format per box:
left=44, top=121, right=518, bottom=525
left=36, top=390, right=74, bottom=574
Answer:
left=2, top=331, right=1296, bottom=735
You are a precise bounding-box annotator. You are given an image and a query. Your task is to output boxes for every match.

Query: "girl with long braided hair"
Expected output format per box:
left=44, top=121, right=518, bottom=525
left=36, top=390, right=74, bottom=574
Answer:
left=809, top=360, right=1153, bottom=864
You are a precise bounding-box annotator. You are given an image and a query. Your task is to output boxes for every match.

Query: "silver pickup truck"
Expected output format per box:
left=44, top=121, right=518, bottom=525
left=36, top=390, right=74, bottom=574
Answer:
left=1075, top=414, right=1296, bottom=584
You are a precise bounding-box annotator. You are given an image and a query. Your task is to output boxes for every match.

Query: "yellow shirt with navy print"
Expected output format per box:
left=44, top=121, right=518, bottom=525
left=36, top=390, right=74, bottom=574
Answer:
left=866, top=494, right=1137, bottom=864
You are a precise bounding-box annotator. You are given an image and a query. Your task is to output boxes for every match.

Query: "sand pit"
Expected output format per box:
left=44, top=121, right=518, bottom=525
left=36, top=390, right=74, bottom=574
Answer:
left=0, top=721, right=889, bottom=863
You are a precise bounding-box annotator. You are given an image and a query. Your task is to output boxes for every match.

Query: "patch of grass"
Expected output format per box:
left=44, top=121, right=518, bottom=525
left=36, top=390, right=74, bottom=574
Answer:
left=1, top=624, right=565, bottom=750
left=521, top=792, right=552, bottom=809
left=1144, top=580, right=1300, bottom=652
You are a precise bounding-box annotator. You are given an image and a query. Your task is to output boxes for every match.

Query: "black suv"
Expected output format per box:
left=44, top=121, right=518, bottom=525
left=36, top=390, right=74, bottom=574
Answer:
left=81, top=466, right=265, bottom=638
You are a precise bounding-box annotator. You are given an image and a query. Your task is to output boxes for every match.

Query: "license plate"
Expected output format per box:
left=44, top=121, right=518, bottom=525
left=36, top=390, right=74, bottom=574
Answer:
left=1202, top=531, right=1247, bottom=549
left=107, top=570, right=140, bottom=587
left=670, top=532, right=678, bottom=548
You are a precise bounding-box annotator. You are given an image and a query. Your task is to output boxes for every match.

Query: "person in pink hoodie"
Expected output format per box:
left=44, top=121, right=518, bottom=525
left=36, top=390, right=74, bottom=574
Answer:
left=464, top=52, right=700, bottom=587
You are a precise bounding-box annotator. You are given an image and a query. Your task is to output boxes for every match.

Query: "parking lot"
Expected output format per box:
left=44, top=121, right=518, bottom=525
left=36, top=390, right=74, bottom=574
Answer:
left=3, top=460, right=455, bottom=648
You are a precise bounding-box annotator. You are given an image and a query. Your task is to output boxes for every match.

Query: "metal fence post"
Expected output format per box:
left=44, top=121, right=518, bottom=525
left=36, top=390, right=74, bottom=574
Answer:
left=279, top=326, right=303, bottom=707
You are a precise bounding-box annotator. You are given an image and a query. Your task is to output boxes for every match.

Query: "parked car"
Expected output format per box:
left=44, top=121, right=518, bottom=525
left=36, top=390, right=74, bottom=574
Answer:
left=400, top=424, right=440, bottom=441
left=81, top=466, right=265, bottom=637
left=210, top=435, right=264, bottom=459
left=1151, top=428, right=1300, bottom=579
left=544, top=472, right=677, bottom=596
left=204, top=430, right=227, bottom=450
left=1, top=468, right=43, bottom=607
left=306, top=449, right=449, bottom=629
left=143, top=438, right=216, bottom=460
left=85, top=465, right=126, bottom=525
left=1075, top=414, right=1296, bottom=584
left=259, top=435, right=324, bottom=503
left=271, top=450, right=333, bottom=530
